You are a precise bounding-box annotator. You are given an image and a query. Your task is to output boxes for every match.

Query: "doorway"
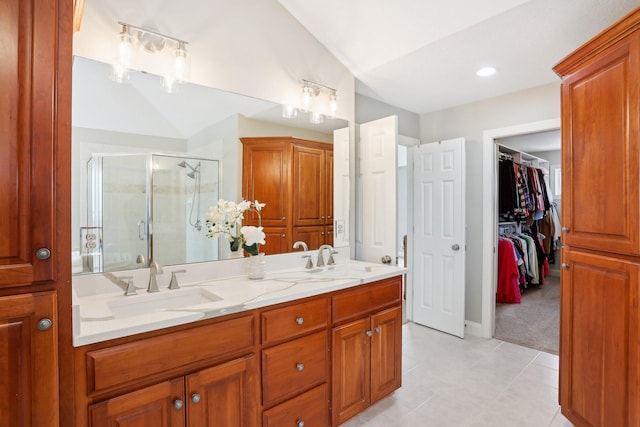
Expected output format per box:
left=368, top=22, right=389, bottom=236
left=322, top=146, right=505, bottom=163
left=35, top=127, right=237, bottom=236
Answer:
left=480, top=118, right=560, bottom=340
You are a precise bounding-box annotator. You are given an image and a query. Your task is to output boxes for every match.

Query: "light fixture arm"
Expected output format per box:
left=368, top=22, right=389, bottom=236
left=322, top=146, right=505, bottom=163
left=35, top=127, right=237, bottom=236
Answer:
left=301, top=79, right=337, bottom=97
left=118, top=21, right=189, bottom=47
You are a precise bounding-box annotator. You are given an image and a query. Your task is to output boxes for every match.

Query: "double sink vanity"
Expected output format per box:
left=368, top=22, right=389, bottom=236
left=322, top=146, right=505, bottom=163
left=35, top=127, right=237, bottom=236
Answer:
left=72, top=251, right=405, bottom=426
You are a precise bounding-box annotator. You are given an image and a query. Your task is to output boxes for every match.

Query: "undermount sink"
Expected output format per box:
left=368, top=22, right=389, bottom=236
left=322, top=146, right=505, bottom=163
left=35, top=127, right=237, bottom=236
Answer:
left=107, top=287, right=223, bottom=318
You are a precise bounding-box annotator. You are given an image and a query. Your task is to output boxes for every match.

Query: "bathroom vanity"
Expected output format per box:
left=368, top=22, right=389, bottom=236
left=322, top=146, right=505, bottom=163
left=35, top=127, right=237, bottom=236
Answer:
left=71, top=259, right=404, bottom=426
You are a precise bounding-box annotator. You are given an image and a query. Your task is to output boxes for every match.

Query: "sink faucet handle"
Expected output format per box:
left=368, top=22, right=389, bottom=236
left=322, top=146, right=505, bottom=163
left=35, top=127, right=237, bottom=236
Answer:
left=118, top=276, right=136, bottom=296
left=327, top=250, right=338, bottom=266
left=169, top=269, right=187, bottom=290
left=302, top=255, right=314, bottom=269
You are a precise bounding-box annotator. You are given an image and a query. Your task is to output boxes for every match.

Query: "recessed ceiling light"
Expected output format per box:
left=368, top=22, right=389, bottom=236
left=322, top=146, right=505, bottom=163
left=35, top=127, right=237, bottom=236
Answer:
left=476, top=66, right=497, bottom=77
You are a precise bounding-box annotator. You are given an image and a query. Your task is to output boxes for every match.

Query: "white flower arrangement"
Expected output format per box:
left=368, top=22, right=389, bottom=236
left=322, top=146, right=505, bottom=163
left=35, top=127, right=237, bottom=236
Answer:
left=205, top=199, right=266, bottom=256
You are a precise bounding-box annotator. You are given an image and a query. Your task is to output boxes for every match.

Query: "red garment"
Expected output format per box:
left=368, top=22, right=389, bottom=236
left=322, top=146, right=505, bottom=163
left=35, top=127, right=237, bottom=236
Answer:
left=497, top=238, right=522, bottom=304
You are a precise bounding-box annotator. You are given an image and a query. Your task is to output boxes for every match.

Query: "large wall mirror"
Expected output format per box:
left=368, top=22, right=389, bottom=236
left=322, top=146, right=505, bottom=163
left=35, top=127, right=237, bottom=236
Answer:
left=72, top=56, right=349, bottom=274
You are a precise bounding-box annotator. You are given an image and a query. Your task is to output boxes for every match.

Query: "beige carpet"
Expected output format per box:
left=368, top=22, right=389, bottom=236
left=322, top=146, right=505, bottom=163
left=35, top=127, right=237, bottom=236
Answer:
left=494, top=272, right=560, bottom=355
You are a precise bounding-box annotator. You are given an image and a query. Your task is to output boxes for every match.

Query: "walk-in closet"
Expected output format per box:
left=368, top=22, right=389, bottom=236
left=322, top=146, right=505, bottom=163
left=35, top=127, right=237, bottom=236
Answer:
left=494, top=132, right=561, bottom=354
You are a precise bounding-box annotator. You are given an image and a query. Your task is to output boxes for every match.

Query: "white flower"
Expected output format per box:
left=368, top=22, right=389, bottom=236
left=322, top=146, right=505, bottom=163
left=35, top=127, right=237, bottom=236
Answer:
left=253, top=200, right=266, bottom=211
left=207, top=206, right=225, bottom=224
left=241, top=226, right=266, bottom=246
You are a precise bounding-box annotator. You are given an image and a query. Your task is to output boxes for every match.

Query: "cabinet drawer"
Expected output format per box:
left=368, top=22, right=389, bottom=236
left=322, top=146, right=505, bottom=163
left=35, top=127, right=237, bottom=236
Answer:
left=87, top=314, right=256, bottom=394
left=261, top=297, right=328, bottom=345
left=262, top=331, right=327, bottom=407
left=332, top=277, right=402, bottom=324
left=263, top=384, right=328, bottom=427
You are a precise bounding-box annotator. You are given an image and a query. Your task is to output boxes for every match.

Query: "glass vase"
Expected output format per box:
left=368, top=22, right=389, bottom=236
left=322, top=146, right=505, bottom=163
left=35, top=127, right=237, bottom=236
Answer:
left=229, top=249, right=244, bottom=259
left=247, top=253, right=265, bottom=280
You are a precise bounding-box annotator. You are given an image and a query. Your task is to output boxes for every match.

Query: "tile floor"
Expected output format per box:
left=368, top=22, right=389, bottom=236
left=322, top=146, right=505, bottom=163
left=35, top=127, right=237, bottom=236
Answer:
left=341, top=322, right=575, bottom=427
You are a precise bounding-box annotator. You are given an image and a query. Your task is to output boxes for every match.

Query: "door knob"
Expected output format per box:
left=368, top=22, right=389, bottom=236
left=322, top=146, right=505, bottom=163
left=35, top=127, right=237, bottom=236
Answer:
left=191, top=393, right=201, bottom=403
left=296, top=363, right=305, bottom=372
left=297, top=421, right=305, bottom=427
left=366, top=330, right=373, bottom=337
left=561, top=263, right=570, bottom=270
left=381, top=255, right=392, bottom=264
left=561, top=227, right=570, bottom=233
left=37, top=318, right=52, bottom=331
left=36, top=248, right=51, bottom=260
left=295, top=317, right=304, bottom=325
left=374, top=326, right=381, bottom=333
left=452, top=244, right=460, bottom=251
left=173, top=399, right=184, bottom=410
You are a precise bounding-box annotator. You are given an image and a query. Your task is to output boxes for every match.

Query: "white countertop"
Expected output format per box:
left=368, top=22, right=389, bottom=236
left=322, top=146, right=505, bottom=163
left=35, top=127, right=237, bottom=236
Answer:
left=72, top=257, right=405, bottom=347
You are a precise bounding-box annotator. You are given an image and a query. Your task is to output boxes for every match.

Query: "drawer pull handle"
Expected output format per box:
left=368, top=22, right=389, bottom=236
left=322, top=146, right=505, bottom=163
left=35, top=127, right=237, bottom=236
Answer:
left=374, top=326, right=381, bottom=333
left=297, top=421, right=305, bottom=427
left=173, top=399, right=184, bottom=410
left=561, top=263, right=570, bottom=270
left=296, top=363, right=304, bottom=372
left=366, top=330, right=373, bottom=337
left=191, top=393, right=201, bottom=404
left=295, top=317, right=304, bottom=325
left=37, top=318, right=53, bottom=331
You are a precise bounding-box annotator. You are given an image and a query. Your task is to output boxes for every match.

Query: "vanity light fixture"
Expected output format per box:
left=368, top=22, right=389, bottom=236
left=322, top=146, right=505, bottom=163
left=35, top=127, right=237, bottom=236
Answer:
left=282, top=104, right=298, bottom=119
left=298, top=79, right=338, bottom=123
left=112, top=22, right=190, bottom=93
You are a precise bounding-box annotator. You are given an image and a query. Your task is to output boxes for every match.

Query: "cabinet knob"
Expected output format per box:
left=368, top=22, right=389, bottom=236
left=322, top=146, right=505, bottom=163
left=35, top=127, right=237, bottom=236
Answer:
left=296, top=363, right=304, bottom=372
left=327, top=215, right=332, bottom=219
left=561, top=263, right=570, bottom=270
left=366, top=330, right=373, bottom=337
left=295, top=317, right=304, bottom=325
left=561, top=227, right=570, bottom=233
left=36, top=247, right=51, bottom=260
left=374, top=326, right=381, bottom=333
left=281, top=234, right=286, bottom=238
left=173, top=399, right=184, bottom=410
left=191, top=393, right=201, bottom=404
left=321, top=215, right=325, bottom=219
left=282, top=216, right=286, bottom=221
left=37, top=318, right=52, bottom=331
left=297, top=421, right=305, bottom=427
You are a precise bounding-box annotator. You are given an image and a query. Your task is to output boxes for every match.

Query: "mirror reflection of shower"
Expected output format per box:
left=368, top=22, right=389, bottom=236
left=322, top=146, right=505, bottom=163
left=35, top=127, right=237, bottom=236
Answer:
left=178, top=160, right=202, bottom=231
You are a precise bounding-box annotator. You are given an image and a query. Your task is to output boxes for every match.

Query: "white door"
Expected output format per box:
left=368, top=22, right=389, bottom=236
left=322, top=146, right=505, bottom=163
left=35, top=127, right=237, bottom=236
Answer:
left=333, top=127, right=350, bottom=247
left=412, top=138, right=466, bottom=338
left=357, top=116, right=397, bottom=264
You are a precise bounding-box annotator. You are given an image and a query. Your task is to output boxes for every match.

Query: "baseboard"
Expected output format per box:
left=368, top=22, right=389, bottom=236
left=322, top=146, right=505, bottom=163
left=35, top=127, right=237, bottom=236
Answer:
left=464, top=320, right=483, bottom=337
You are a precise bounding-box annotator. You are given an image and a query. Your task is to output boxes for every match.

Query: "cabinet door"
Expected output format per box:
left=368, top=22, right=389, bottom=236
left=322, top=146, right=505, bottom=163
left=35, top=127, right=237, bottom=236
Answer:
left=262, top=227, right=290, bottom=255
left=0, top=292, right=58, bottom=427
left=331, top=318, right=370, bottom=426
left=90, top=379, right=185, bottom=427
left=0, top=0, right=60, bottom=286
left=293, top=225, right=325, bottom=250
left=559, top=249, right=639, bottom=426
left=186, top=355, right=259, bottom=427
left=242, top=141, right=291, bottom=227
left=293, top=145, right=325, bottom=226
left=325, top=148, right=333, bottom=226
left=370, top=306, right=402, bottom=404
left=560, top=36, right=640, bottom=256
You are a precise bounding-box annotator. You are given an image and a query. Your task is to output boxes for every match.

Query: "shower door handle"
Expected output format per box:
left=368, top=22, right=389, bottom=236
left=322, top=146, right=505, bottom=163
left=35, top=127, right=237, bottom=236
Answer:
left=137, top=220, right=146, bottom=240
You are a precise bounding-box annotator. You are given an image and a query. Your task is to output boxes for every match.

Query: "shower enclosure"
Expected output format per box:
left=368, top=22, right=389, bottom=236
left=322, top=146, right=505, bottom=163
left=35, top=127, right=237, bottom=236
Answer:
left=85, top=154, right=220, bottom=273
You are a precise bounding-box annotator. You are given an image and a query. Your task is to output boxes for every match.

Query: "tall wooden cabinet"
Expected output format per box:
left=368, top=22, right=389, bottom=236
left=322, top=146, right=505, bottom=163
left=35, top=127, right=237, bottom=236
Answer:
left=0, top=0, right=72, bottom=425
left=553, top=7, right=640, bottom=427
left=242, top=137, right=333, bottom=254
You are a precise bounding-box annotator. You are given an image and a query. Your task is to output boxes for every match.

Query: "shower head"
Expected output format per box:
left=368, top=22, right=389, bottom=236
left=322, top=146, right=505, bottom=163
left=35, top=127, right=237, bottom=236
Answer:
left=177, top=160, right=198, bottom=172
left=187, top=171, right=196, bottom=179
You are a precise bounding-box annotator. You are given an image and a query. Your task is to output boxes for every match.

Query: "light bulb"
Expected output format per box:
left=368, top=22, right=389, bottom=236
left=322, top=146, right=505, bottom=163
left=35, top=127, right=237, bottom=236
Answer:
left=282, top=104, right=298, bottom=119
left=329, top=92, right=338, bottom=118
left=302, top=85, right=312, bottom=112
left=111, top=25, right=136, bottom=83
left=310, top=111, right=324, bottom=124
left=173, top=42, right=190, bottom=83
left=162, top=75, right=178, bottom=93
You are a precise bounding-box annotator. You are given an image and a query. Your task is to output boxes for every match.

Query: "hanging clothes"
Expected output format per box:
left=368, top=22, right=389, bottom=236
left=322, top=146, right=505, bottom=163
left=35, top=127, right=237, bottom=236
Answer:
left=497, top=237, right=522, bottom=304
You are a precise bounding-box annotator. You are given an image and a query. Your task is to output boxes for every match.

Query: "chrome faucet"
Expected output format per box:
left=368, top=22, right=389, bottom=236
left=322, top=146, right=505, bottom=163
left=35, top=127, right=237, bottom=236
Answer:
left=168, top=269, right=186, bottom=290
left=317, top=244, right=337, bottom=267
left=148, top=260, right=163, bottom=293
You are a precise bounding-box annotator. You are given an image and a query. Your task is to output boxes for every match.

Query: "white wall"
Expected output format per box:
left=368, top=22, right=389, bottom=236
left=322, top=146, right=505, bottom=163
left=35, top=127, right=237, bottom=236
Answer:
left=420, top=82, right=560, bottom=324
left=356, top=94, right=420, bottom=138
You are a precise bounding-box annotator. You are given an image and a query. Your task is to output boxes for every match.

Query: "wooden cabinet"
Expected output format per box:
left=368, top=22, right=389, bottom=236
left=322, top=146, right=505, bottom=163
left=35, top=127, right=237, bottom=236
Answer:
left=331, top=278, right=402, bottom=426
left=90, top=356, right=258, bottom=427
left=553, top=8, right=640, bottom=427
left=242, top=137, right=333, bottom=254
left=558, top=249, right=639, bottom=427
left=0, top=0, right=71, bottom=424
left=76, top=314, right=260, bottom=427
left=260, top=297, right=330, bottom=424
left=0, top=292, right=58, bottom=427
